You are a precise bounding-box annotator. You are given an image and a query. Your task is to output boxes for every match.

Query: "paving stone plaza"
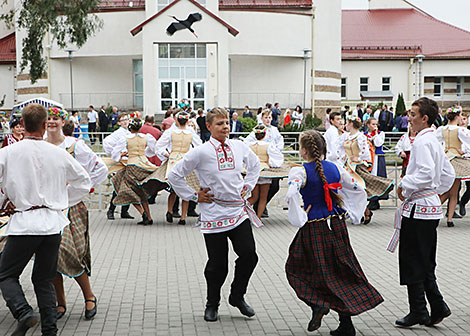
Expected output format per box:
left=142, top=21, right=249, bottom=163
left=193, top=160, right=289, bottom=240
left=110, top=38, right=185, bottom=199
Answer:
left=0, top=194, right=468, bottom=336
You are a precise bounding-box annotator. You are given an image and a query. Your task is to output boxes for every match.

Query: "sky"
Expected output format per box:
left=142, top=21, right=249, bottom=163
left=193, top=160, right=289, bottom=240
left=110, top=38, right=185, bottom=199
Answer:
left=342, top=0, right=470, bottom=31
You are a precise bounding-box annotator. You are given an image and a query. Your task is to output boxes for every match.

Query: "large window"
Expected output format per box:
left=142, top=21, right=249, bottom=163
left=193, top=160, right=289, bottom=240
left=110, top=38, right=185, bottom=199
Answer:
left=158, top=44, right=207, bottom=79
left=360, top=77, right=368, bottom=92
left=382, top=77, right=391, bottom=91
left=157, top=0, right=206, bottom=12
left=434, top=77, right=442, bottom=97
left=341, top=78, right=347, bottom=99
left=133, top=59, right=143, bottom=107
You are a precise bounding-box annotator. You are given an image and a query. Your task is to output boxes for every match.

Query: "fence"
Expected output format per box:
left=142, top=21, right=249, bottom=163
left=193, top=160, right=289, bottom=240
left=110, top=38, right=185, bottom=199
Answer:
left=58, top=92, right=143, bottom=110
left=230, top=93, right=304, bottom=109
left=77, top=130, right=404, bottom=211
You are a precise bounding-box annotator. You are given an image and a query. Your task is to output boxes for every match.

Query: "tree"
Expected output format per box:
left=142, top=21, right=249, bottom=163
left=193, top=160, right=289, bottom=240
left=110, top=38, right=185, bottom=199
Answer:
left=0, top=0, right=103, bottom=83
left=395, top=93, right=406, bottom=117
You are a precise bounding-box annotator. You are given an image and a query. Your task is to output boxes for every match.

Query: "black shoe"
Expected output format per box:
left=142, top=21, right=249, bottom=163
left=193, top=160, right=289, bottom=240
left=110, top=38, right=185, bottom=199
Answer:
left=395, top=312, right=431, bottom=327
left=178, top=219, right=186, bottom=225
left=204, top=306, right=218, bottom=322
left=84, top=296, right=97, bottom=320
left=107, top=211, right=115, bottom=220
left=228, top=296, right=255, bottom=317
left=146, top=219, right=153, bottom=226
left=173, top=211, right=181, bottom=218
left=330, top=316, right=356, bottom=336
left=148, top=197, right=156, bottom=205
left=261, top=209, right=269, bottom=218
left=447, top=221, right=455, bottom=227
left=363, top=211, right=373, bottom=225
left=187, top=210, right=199, bottom=217
left=121, top=212, right=134, bottom=219
left=307, top=306, right=329, bottom=332
left=137, top=213, right=149, bottom=225
left=452, top=212, right=462, bottom=219
left=56, top=305, right=67, bottom=320
left=12, top=312, right=39, bottom=336
left=459, top=202, right=466, bottom=217
left=166, top=211, right=173, bottom=223
left=427, top=302, right=451, bottom=326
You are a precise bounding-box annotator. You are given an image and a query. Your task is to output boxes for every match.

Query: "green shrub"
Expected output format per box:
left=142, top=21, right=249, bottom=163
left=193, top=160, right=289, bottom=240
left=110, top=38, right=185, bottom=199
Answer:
left=304, top=114, right=322, bottom=130
left=395, top=93, right=406, bottom=117
left=239, top=117, right=258, bottom=132
left=281, top=122, right=304, bottom=132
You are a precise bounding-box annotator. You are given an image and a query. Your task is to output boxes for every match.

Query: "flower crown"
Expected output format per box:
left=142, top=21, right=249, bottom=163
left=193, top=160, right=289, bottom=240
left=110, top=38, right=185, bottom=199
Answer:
left=47, top=107, right=68, bottom=119
left=129, top=118, right=143, bottom=129
left=346, top=115, right=361, bottom=123
left=129, top=112, right=141, bottom=119
left=176, top=112, right=190, bottom=120
left=447, top=106, right=463, bottom=114
left=254, top=127, right=266, bottom=134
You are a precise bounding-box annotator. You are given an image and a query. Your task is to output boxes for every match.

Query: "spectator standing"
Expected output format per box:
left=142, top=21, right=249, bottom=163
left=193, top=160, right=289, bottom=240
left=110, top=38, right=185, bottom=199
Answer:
left=352, top=104, right=364, bottom=120
left=342, top=105, right=351, bottom=120
left=69, top=111, right=81, bottom=138
left=2, top=118, right=24, bottom=147
left=230, top=112, right=243, bottom=139
left=109, top=107, right=119, bottom=129
left=324, top=108, right=332, bottom=130
left=271, top=103, right=282, bottom=128
left=378, top=105, right=393, bottom=131
left=196, top=108, right=211, bottom=142
left=256, top=107, right=263, bottom=124
left=87, top=105, right=98, bottom=145
left=162, top=110, right=176, bottom=131
left=292, top=105, right=303, bottom=126
left=243, top=106, right=253, bottom=119
left=98, top=106, right=109, bottom=143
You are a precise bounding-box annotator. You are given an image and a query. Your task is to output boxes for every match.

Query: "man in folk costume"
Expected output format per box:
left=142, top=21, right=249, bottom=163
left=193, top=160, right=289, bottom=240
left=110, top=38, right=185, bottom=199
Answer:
left=0, top=104, right=91, bottom=336
left=103, top=113, right=134, bottom=220
left=324, top=112, right=344, bottom=165
left=390, top=98, right=454, bottom=328
left=168, top=108, right=261, bottom=322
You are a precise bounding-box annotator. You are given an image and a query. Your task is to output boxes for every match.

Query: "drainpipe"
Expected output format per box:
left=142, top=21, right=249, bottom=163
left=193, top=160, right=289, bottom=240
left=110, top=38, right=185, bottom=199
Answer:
left=408, top=58, right=414, bottom=103
left=311, top=6, right=316, bottom=114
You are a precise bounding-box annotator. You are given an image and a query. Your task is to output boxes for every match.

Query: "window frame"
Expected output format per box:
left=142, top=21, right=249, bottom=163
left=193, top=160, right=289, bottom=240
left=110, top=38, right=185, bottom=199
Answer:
left=360, top=77, right=369, bottom=92
left=382, top=77, right=391, bottom=91
left=433, top=77, right=443, bottom=97
left=341, top=77, right=347, bottom=99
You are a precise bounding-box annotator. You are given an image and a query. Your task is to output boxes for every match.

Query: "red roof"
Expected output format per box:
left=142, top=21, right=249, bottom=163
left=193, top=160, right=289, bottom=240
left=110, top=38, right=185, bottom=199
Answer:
left=98, top=0, right=145, bottom=9
left=343, top=9, right=470, bottom=59
left=99, top=0, right=311, bottom=9
left=0, top=32, right=15, bottom=63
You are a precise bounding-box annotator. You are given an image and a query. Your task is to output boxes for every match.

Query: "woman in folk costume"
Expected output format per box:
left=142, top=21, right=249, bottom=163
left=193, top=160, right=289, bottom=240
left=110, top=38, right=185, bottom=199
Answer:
left=340, top=116, right=394, bottom=224
left=44, top=107, right=108, bottom=320
left=364, top=117, right=388, bottom=210
left=395, top=126, right=417, bottom=177
left=2, top=117, right=24, bottom=147
left=285, top=130, right=383, bottom=335
left=247, top=125, right=288, bottom=218
left=435, top=106, right=470, bottom=227
left=111, top=118, right=158, bottom=225
left=143, top=111, right=202, bottom=225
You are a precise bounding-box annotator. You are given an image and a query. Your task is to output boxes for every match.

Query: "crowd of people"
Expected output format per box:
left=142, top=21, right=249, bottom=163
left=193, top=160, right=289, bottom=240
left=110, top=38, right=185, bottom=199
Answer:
left=0, top=97, right=465, bottom=336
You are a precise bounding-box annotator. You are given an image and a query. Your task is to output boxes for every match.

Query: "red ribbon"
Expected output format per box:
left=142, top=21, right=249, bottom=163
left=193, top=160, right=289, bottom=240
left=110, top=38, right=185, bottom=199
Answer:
left=323, top=183, right=343, bottom=211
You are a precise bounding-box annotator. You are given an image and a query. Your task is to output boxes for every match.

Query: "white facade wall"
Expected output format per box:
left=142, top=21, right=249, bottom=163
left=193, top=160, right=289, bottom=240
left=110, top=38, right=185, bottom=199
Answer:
left=368, top=0, right=412, bottom=10
left=422, top=59, right=470, bottom=77
left=0, top=64, right=15, bottom=109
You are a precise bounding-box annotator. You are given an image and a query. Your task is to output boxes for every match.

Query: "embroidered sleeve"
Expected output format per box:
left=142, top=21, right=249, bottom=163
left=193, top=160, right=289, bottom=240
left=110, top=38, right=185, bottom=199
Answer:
left=336, top=164, right=367, bottom=225
left=395, top=134, right=406, bottom=156
left=357, top=134, right=371, bottom=161
left=286, top=167, right=307, bottom=228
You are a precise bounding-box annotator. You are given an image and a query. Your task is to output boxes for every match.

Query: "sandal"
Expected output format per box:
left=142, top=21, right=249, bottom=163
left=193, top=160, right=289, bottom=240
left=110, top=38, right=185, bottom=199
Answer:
left=84, top=296, right=97, bottom=320
left=56, top=304, right=67, bottom=320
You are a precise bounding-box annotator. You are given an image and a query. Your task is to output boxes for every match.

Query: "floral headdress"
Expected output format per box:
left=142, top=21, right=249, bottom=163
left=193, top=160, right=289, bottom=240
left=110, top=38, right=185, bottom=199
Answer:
left=129, top=111, right=141, bottom=120
left=253, top=126, right=266, bottom=134
left=47, top=106, right=68, bottom=119
left=129, top=117, right=143, bottom=129
left=346, top=115, right=361, bottom=123
left=447, top=106, right=463, bottom=114
left=176, top=112, right=190, bottom=120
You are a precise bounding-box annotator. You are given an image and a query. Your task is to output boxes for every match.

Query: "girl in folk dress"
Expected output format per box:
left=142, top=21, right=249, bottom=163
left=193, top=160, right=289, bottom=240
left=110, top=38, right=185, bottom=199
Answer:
left=247, top=125, right=286, bottom=218
left=111, top=118, right=159, bottom=225
left=339, top=116, right=394, bottom=224
left=45, top=108, right=108, bottom=320
left=142, top=111, right=202, bottom=225
left=285, top=130, right=383, bottom=335
left=2, top=117, right=24, bottom=147
left=395, top=126, right=417, bottom=177
left=435, top=106, right=470, bottom=227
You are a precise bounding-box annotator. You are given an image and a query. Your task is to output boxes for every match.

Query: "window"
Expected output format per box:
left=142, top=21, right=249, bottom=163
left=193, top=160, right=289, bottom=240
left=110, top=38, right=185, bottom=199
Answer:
left=434, top=77, right=442, bottom=97
left=158, top=0, right=206, bottom=12
left=133, top=59, right=143, bottom=107
left=360, top=77, right=368, bottom=92
left=158, top=44, right=207, bottom=80
left=382, top=77, right=391, bottom=91
left=457, top=77, right=463, bottom=97
left=341, top=78, right=347, bottom=99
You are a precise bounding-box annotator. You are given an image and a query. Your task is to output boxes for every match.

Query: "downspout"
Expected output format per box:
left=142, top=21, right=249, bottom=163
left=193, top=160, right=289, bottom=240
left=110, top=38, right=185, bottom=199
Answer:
left=311, top=6, right=316, bottom=114
left=408, top=58, right=414, bottom=103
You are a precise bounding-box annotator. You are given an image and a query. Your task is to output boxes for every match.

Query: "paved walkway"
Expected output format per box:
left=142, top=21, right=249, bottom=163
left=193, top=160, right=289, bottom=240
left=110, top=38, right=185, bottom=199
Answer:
left=0, top=198, right=469, bottom=335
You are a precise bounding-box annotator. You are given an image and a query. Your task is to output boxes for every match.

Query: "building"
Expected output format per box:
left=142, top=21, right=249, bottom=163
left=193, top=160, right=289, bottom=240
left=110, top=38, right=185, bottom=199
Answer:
left=342, top=0, right=470, bottom=109
left=0, top=0, right=343, bottom=117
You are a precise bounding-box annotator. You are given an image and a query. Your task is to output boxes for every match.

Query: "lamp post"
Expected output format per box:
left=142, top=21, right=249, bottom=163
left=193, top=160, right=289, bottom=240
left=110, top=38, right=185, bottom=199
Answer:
left=303, top=48, right=312, bottom=109
left=65, top=49, right=75, bottom=111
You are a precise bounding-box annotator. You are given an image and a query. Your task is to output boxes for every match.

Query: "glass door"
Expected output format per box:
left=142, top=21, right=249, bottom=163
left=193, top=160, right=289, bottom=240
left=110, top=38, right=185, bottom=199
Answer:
left=160, top=81, right=178, bottom=111
left=187, top=80, right=206, bottom=110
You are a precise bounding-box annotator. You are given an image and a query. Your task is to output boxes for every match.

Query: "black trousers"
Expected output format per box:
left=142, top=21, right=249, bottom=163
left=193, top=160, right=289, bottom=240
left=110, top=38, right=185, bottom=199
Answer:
left=203, top=220, right=258, bottom=306
left=0, top=234, right=61, bottom=336
left=88, top=122, right=97, bottom=144
left=108, top=191, right=130, bottom=214
left=399, top=214, right=439, bottom=285
left=460, top=181, right=470, bottom=206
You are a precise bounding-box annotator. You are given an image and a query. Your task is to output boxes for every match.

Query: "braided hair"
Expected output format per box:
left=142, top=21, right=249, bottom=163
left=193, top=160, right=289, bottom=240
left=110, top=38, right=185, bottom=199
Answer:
left=300, top=130, right=344, bottom=209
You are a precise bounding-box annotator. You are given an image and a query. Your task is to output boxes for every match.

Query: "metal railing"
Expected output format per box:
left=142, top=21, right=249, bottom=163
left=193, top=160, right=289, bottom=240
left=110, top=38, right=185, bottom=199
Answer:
left=58, top=92, right=143, bottom=110
left=230, top=93, right=304, bottom=109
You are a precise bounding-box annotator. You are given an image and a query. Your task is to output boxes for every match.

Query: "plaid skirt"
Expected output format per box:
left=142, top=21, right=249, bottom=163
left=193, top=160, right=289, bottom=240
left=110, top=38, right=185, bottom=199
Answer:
left=113, top=165, right=154, bottom=205
left=450, top=157, right=470, bottom=180
left=285, top=216, right=384, bottom=315
left=356, top=165, right=394, bottom=200
left=140, top=160, right=201, bottom=194
left=58, top=202, right=91, bottom=277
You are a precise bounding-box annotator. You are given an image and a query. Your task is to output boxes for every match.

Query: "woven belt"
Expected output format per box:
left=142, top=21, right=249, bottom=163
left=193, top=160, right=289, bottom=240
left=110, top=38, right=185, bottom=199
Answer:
left=211, top=198, right=263, bottom=228
left=386, top=189, right=437, bottom=253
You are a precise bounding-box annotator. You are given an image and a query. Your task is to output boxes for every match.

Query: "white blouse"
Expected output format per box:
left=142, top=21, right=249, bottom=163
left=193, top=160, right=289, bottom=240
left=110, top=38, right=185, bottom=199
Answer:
left=111, top=133, right=158, bottom=163
left=341, top=132, right=371, bottom=162
left=155, top=127, right=202, bottom=162
left=168, top=137, right=260, bottom=234
left=435, top=124, right=470, bottom=155
left=285, top=163, right=367, bottom=227
left=395, top=133, right=414, bottom=156
left=103, top=127, right=130, bottom=156
left=244, top=125, right=284, bottom=151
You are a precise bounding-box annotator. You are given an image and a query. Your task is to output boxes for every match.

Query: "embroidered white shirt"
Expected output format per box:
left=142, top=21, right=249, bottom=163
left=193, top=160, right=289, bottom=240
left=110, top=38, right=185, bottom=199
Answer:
left=168, top=137, right=260, bottom=234
left=244, top=125, right=284, bottom=151
left=0, top=140, right=91, bottom=235
left=103, top=127, right=130, bottom=156
left=400, top=128, right=455, bottom=219
left=324, top=125, right=343, bottom=164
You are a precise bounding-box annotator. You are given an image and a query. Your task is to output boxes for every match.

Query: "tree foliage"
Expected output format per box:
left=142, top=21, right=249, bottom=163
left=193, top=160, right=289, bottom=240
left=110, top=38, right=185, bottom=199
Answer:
left=395, top=93, right=406, bottom=117
left=1, top=0, right=103, bottom=83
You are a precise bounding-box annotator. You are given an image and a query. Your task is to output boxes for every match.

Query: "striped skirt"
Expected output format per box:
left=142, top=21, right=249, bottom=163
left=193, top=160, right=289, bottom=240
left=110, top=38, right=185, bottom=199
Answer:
left=112, top=165, right=154, bottom=206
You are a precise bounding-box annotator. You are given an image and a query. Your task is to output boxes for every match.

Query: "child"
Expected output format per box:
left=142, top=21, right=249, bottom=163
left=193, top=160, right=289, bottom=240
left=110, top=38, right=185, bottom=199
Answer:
left=168, top=107, right=261, bottom=322
left=390, top=97, right=454, bottom=328
left=285, top=130, right=383, bottom=335
left=247, top=125, right=286, bottom=218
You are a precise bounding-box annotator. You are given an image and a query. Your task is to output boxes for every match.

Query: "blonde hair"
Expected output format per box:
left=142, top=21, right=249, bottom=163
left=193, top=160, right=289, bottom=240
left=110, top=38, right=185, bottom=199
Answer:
left=261, top=109, right=272, bottom=118
left=206, top=107, right=229, bottom=124
left=300, top=130, right=344, bottom=208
